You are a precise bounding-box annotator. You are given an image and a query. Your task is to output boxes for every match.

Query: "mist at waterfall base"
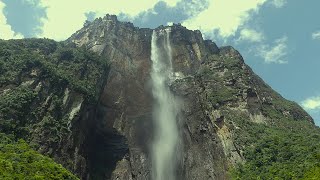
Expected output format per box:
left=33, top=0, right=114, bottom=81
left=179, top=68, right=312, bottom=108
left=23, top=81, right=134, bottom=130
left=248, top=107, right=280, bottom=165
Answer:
left=150, top=29, right=183, bottom=180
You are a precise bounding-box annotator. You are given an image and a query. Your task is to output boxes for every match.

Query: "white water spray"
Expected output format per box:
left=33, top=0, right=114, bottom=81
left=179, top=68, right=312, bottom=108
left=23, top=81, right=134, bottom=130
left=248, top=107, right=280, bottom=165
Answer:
left=150, top=29, right=181, bottom=180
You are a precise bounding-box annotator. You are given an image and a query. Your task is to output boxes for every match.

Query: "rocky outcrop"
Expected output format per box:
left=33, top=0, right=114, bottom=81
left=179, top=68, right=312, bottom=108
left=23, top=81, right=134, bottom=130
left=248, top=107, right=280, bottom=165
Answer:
left=0, top=14, right=314, bottom=180
left=0, top=39, right=110, bottom=179
left=68, top=15, right=225, bottom=179
left=67, top=14, right=314, bottom=180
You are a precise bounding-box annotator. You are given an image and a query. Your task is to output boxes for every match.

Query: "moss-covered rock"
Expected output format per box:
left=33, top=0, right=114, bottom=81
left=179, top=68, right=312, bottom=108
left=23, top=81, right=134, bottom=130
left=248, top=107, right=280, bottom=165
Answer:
left=1, top=15, right=320, bottom=180
left=0, top=38, right=109, bottom=178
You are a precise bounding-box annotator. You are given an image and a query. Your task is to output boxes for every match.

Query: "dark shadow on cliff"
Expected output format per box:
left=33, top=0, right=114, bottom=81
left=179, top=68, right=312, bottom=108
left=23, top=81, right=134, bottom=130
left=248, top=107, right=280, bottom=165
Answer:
left=86, top=105, right=129, bottom=180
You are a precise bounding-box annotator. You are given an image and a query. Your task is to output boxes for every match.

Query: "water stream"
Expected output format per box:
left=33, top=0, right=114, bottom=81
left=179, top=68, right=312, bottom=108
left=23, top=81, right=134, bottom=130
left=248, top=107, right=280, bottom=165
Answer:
left=150, top=29, right=181, bottom=180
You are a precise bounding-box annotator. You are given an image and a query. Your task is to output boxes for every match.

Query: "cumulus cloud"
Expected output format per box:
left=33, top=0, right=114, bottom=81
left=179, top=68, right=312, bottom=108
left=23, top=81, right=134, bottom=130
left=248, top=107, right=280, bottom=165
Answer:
left=3, top=0, right=46, bottom=38
left=256, top=36, right=288, bottom=64
left=0, top=0, right=291, bottom=41
left=301, top=96, right=320, bottom=110
left=0, top=1, right=24, bottom=40
left=125, top=0, right=208, bottom=29
left=163, top=0, right=180, bottom=6
left=270, top=0, right=287, bottom=8
left=312, top=31, right=320, bottom=40
left=182, top=0, right=267, bottom=38
left=38, top=0, right=180, bottom=40
left=237, top=28, right=264, bottom=42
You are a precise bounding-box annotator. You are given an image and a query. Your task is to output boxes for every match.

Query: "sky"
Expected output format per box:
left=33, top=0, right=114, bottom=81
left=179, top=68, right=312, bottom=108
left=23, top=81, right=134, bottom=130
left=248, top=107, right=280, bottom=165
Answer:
left=0, top=0, right=319, bottom=125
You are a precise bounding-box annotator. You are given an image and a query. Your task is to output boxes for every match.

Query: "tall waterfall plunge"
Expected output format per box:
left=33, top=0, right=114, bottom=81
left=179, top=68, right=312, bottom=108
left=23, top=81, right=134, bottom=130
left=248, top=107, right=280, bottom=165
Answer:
left=150, top=29, right=181, bottom=180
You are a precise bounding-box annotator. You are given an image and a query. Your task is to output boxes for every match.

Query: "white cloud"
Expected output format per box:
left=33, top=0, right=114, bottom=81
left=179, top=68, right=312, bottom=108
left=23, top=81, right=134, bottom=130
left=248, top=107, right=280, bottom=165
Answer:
left=38, top=0, right=180, bottom=41
left=167, top=22, right=174, bottom=26
left=301, top=96, right=320, bottom=110
left=312, top=31, right=320, bottom=40
left=256, top=36, right=288, bottom=64
left=237, top=28, right=264, bottom=42
left=164, top=0, right=179, bottom=7
left=22, top=0, right=40, bottom=6
left=0, top=1, right=24, bottom=40
left=182, top=0, right=267, bottom=38
left=270, top=0, right=286, bottom=8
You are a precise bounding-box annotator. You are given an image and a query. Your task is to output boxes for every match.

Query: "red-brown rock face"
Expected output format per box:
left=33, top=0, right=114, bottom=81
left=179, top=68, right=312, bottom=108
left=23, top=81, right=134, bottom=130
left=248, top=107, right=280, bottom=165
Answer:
left=68, top=14, right=313, bottom=180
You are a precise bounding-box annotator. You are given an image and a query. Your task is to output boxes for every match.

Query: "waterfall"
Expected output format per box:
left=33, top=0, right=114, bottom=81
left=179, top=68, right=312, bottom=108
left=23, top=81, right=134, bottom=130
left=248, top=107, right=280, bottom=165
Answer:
left=150, top=29, right=181, bottom=180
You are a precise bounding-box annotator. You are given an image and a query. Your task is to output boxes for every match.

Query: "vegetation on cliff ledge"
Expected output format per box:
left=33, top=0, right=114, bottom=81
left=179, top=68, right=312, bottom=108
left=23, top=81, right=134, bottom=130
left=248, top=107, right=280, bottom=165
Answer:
left=0, top=38, right=109, bottom=178
left=197, top=53, right=320, bottom=179
left=0, top=38, right=108, bottom=101
left=231, top=117, right=320, bottom=180
left=0, top=133, right=78, bottom=179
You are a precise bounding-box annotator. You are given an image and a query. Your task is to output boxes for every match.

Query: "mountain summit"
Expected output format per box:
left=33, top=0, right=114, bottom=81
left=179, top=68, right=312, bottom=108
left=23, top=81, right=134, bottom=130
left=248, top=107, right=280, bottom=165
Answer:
left=0, top=14, right=319, bottom=180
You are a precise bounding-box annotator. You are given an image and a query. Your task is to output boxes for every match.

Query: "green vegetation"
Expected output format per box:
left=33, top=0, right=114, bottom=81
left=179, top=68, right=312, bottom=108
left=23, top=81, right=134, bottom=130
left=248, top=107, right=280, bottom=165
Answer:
left=207, top=87, right=236, bottom=105
left=303, top=166, right=320, bottom=179
left=0, top=38, right=108, bottom=138
left=0, top=86, right=37, bottom=135
left=200, top=50, right=320, bottom=180
left=0, top=38, right=108, bottom=101
left=230, top=113, right=320, bottom=180
left=0, top=38, right=108, bottom=178
left=0, top=133, right=79, bottom=179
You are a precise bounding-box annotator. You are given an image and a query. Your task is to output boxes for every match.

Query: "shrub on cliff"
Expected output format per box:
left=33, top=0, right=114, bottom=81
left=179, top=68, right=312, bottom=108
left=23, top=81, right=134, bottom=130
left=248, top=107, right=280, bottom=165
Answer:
left=0, top=133, right=79, bottom=179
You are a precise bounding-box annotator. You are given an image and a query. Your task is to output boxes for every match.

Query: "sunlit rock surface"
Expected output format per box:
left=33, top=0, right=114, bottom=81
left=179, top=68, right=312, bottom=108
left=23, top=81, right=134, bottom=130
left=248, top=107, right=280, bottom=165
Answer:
left=66, top=14, right=313, bottom=179
left=0, top=14, right=315, bottom=180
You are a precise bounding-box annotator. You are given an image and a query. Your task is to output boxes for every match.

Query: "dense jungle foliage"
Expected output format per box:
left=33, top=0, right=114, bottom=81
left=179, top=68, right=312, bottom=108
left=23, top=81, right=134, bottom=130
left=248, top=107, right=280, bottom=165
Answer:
left=230, top=115, right=320, bottom=180
left=0, top=133, right=79, bottom=179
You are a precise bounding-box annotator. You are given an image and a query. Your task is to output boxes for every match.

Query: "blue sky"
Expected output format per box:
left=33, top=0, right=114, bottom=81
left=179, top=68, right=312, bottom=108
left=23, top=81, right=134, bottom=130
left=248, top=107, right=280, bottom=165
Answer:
left=1, top=0, right=319, bottom=125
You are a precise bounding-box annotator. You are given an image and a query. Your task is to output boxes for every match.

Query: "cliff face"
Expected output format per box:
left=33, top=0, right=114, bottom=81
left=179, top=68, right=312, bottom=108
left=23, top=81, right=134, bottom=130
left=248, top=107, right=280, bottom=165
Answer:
left=0, top=39, right=109, bottom=178
left=68, top=15, right=226, bottom=179
left=0, top=15, right=317, bottom=180
left=66, top=15, right=314, bottom=179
